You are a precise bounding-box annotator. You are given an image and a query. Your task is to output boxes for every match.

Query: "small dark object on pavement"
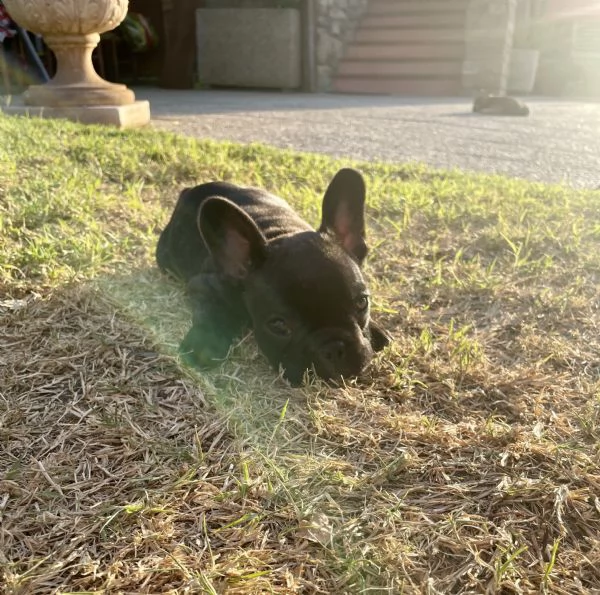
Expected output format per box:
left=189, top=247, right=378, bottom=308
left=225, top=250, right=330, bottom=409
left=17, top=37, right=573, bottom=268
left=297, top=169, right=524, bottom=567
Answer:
left=473, top=94, right=530, bottom=117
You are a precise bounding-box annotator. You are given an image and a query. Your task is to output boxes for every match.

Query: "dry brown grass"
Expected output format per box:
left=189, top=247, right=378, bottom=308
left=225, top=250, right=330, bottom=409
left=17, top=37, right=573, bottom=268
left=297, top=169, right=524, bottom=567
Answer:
left=2, top=265, right=599, bottom=593
left=1, top=115, right=600, bottom=593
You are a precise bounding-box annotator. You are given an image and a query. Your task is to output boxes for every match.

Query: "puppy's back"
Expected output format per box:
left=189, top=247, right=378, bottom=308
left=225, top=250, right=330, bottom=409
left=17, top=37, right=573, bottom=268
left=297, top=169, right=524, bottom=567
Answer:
left=156, top=182, right=311, bottom=282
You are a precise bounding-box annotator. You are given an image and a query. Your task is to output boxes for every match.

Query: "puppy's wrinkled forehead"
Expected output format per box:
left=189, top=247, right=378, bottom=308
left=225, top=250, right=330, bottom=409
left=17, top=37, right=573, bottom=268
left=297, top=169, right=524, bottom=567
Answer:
left=253, top=233, right=366, bottom=323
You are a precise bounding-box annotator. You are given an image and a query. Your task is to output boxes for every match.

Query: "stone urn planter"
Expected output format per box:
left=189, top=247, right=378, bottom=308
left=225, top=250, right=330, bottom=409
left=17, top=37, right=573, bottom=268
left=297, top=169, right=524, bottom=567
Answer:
left=2, top=0, right=150, bottom=127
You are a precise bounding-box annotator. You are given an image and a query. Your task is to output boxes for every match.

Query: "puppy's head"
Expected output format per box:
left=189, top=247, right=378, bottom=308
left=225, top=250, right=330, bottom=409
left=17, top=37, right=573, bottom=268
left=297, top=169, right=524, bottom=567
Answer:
left=198, top=168, right=390, bottom=383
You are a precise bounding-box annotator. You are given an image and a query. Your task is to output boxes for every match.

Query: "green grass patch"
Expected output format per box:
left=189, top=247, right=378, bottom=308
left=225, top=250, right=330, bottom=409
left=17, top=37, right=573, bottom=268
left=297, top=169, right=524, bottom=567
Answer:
left=1, top=113, right=599, bottom=594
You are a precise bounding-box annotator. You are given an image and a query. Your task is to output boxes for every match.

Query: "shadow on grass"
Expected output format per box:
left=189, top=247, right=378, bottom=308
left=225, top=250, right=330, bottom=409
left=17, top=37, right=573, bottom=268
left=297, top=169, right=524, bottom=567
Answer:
left=0, top=269, right=322, bottom=592
left=97, top=267, right=308, bottom=440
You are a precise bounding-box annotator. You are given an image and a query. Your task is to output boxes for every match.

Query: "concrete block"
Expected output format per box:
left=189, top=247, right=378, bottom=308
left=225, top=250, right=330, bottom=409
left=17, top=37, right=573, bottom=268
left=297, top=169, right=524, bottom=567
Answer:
left=196, top=8, right=302, bottom=89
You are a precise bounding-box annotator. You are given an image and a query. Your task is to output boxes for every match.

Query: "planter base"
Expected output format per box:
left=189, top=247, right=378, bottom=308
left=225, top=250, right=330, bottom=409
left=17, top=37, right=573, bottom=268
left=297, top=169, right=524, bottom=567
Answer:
left=2, top=100, right=151, bottom=129
left=24, top=81, right=136, bottom=108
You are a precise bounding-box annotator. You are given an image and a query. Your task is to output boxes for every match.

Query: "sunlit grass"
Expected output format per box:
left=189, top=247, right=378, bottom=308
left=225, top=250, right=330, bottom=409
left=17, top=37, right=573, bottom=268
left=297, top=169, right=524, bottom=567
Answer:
left=1, top=112, right=599, bottom=593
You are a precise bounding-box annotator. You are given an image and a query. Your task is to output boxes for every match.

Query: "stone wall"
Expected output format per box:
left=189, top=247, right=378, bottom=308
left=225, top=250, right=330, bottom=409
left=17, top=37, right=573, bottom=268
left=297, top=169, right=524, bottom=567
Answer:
left=463, top=0, right=518, bottom=94
left=201, top=0, right=368, bottom=91
left=462, top=0, right=547, bottom=95
left=315, top=0, right=368, bottom=90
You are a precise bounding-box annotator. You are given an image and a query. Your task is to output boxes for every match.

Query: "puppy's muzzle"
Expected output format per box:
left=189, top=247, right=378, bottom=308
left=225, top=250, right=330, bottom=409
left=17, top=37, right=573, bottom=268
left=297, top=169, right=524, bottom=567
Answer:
left=312, top=329, right=372, bottom=379
left=321, top=339, right=347, bottom=368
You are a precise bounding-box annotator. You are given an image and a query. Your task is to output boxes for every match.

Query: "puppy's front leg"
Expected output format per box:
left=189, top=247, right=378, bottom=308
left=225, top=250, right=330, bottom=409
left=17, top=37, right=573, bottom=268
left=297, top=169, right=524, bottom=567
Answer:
left=180, top=273, right=250, bottom=368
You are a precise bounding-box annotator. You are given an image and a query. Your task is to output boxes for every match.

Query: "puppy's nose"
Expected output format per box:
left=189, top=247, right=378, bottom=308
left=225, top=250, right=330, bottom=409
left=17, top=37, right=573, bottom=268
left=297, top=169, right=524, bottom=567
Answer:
left=322, top=339, right=346, bottom=365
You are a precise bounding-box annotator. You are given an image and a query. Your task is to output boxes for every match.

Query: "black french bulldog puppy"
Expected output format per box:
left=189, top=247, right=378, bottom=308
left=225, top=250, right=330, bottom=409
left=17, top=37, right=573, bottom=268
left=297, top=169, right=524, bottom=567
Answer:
left=156, top=168, right=391, bottom=384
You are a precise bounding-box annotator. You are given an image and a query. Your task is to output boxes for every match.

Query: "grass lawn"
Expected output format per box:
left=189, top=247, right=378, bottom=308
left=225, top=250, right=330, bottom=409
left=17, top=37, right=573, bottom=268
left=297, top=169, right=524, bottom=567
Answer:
left=1, top=113, right=599, bottom=594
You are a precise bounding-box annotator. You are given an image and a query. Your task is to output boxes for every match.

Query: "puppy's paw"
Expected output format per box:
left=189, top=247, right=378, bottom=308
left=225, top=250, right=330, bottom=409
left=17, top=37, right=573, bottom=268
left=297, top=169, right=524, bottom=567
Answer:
left=179, top=325, right=232, bottom=368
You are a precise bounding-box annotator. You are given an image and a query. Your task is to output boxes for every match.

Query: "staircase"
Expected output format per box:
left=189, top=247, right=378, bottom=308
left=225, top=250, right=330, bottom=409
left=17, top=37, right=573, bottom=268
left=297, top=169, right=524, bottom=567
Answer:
left=333, top=0, right=470, bottom=96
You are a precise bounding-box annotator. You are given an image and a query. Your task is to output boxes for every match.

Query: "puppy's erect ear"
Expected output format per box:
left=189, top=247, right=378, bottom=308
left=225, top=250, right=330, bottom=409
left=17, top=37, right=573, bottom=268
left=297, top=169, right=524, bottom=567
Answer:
left=318, top=168, right=368, bottom=263
left=198, top=197, right=267, bottom=279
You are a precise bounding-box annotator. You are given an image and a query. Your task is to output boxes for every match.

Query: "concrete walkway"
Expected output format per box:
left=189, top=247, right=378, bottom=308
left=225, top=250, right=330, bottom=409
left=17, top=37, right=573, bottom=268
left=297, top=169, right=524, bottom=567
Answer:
left=138, top=88, right=600, bottom=189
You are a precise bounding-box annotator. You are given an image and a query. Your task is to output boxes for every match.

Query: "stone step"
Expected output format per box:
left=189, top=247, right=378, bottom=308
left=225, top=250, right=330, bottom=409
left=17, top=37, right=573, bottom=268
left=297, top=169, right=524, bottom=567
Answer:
left=332, top=0, right=469, bottom=97
left=355, top=28, right=466, bottom=44
left=333, top=77, right=463, bottom=95
left=345, top=43, right=465, bottom=61
left=362, top=14, right=466, bottom=29
left=338, top=60, right=463, bottom=77
left=367, top=0, right=469, bottom=16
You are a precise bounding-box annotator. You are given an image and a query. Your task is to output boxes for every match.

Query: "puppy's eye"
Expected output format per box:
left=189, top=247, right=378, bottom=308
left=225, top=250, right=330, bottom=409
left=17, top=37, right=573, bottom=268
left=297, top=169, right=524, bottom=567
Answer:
left=267, top=317, right=291, bottom=337
left=355, top=295, right=369, bottom=312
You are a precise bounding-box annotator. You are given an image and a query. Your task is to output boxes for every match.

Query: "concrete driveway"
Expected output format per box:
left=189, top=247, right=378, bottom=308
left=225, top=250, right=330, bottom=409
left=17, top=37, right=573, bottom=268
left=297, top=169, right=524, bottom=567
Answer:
left=138, top=88, right=600, bottom=189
